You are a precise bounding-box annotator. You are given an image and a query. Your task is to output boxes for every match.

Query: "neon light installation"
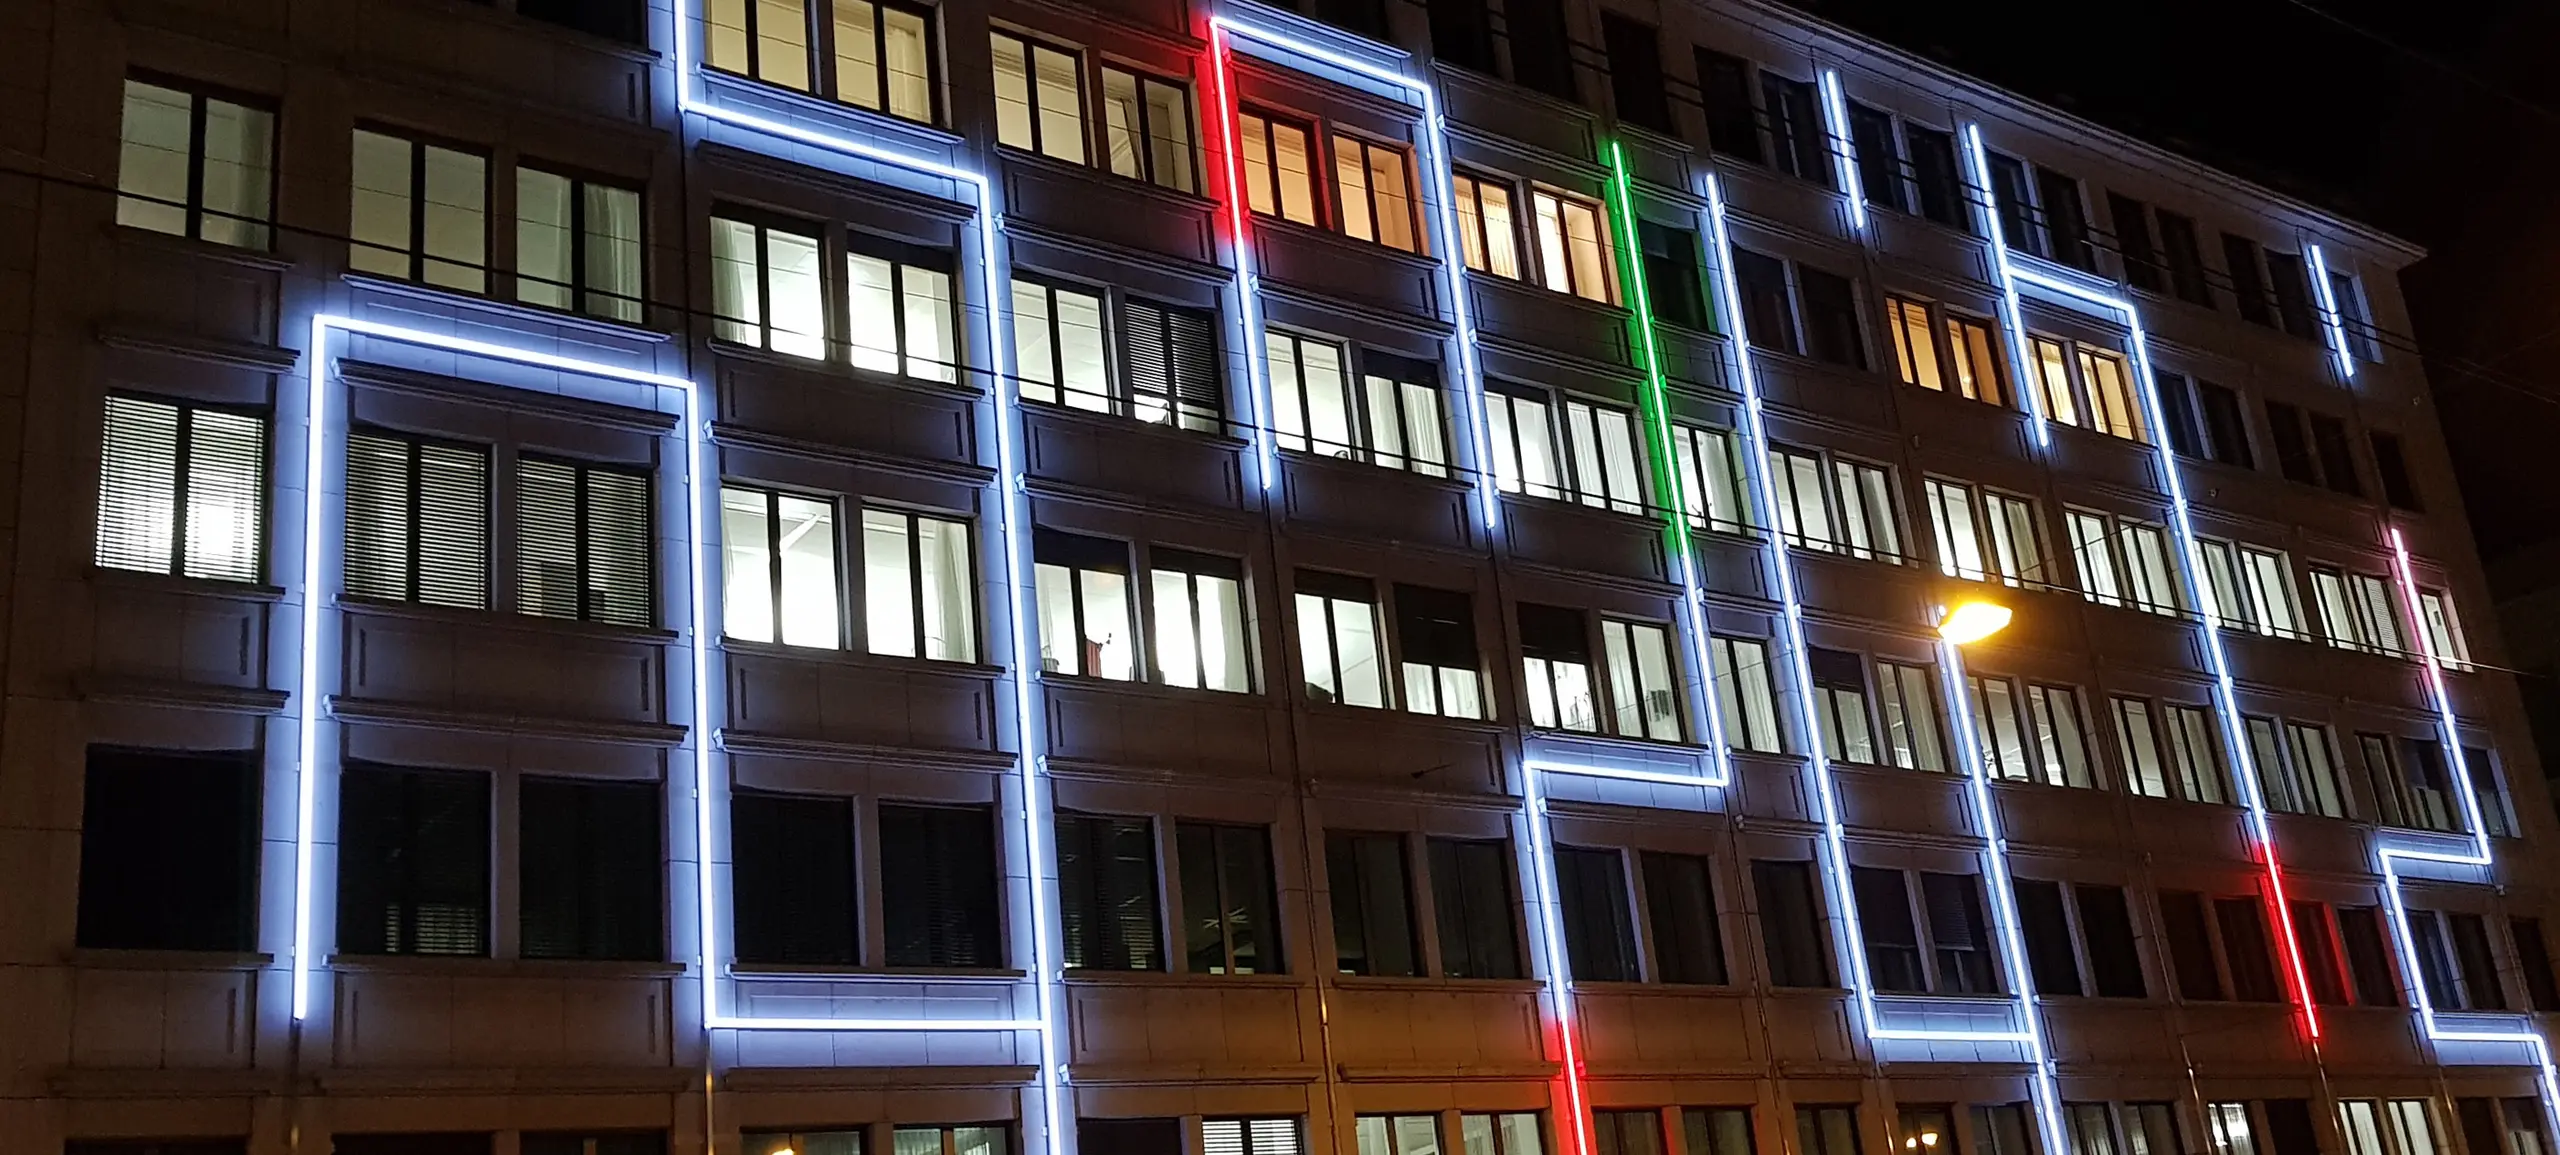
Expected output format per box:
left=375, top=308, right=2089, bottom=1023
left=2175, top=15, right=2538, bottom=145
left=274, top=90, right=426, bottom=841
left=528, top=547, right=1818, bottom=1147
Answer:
left=1957, top=125, right=2052, bottom=447
left=1201, top=24, right=1283, bottom=495
left=1819, top=71, right=1867, bottom=234
left=2306, top=243, right=2359, bottom=384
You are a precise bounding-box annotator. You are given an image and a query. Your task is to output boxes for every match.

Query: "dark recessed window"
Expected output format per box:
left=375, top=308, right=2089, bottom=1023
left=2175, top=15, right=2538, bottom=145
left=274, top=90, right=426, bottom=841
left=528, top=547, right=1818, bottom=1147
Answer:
left=337, top=763, right=490, bottom=957
left=1601, top=15, right=1671, bottom=132
left=1555, top=845, right=1638, bottom=982
left=879, top=803, right=1000, bottom=968
left=731, top=790, right=858, bottom=967
left=77, top=747, right=259, bottom=952
left=518, top=776, right=662, bottom=961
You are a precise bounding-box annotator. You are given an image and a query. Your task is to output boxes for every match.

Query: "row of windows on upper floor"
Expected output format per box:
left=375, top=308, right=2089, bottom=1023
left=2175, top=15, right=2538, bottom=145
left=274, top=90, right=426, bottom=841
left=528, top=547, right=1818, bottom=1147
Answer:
left=117, top=78, right=2415, bottom=520
left=74, top=741, right=2553, bottom=1029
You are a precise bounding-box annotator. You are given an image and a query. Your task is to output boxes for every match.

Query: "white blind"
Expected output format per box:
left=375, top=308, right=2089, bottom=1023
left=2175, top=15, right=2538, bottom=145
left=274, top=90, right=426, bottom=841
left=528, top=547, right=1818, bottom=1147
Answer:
left=96, top=395, right=265, bottom=582
left=344, top=431, right=489, bottom=608
left=518, top=457, right=653, bottom=626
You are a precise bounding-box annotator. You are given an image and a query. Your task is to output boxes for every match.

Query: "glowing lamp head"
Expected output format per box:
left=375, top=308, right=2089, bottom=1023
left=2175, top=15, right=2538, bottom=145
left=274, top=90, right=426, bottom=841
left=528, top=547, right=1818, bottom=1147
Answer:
left=1938, top=601, right=2013, bottom=645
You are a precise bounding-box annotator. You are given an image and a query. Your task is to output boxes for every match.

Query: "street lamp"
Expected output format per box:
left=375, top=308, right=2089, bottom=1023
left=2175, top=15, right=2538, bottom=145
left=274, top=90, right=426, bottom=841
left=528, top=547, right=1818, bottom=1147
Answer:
left=1937, top=600, right=2014, bottom=646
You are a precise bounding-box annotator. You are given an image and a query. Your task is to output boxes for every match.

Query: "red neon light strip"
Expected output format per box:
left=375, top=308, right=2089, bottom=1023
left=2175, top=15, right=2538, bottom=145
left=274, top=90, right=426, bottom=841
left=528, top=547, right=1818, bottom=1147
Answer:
left=2255, top=831, right=2322, bottom=1039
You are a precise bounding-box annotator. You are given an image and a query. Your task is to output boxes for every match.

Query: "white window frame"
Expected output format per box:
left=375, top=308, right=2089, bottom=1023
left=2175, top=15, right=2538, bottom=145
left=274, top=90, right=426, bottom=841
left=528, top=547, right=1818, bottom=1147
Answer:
left=1530, top=187, right=1617, bottom=303
left=1711, top=635, right=1783, bottom=754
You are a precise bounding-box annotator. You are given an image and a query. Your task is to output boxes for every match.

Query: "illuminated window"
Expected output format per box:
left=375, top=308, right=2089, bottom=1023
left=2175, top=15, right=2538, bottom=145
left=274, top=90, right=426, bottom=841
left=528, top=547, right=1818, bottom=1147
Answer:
left=835, top=0, right=937, bottom=123
left=516, top=457, right=654, bottom=627
left=1971, top=675, right=2093, bottom=788
left=705, top=0, right=814, bottom=90
left=710, top=212, right=825, bottom=358
left=1016, top=279, right=1223, bottom=433
left=116, top=78, right=272, bottom=248
left=844, top=238, right=957, bottom=383
left=2310, top=566, right=2406, bottom=655
left=1203, top=1118, right=1302, bottom=1155
left=2197, top=538, right=2304, bottom=638
left=1531, top=188, right=1616, bottom=303
left=2243, top=716, right=2348, bottom=818
left=1360, top=1117, right=1449, bottom=1155
left=991, top=31, right=1087, bottom=163
left=1874, top=659, right=1947, bottom=772
left=1268, top=333, right=1448, bottom=477
left=1561, top=399, right=1648, bottom=516
left=1671, top=424, right=1752, bottom=535
left=1603, top=618, right=1684, bottom=741
left=1943, top=313, right=2008, bottom=405
left=345, top=430, right=490, bottom=609
left=1395, top=584, right=1484, bottom=720
left=861, top=506, right=976, bottom=662
left=350, top=128, right=487, bottom=292
left=1295, top=570, right=1385, bottom=709
left=1519, top=603, right=1597, bottom=732
left=1712, top=635, right=1782, bottom=753
left=1333, top=134, right=1419, bottom=252
left=1520, top=606, right=1679, bottom=741
left=1808, top=647, right=1875, bottom=765
left=1148, top=548, right=1250, bottom=693
left=1238, top=110, right=1320, bottom=226
left=1926, top=479, right=2047, bottom=587
left=1885, top=296, right=1945, bottom=391
left=2065, top=508, right=2177, bottom=615
left=1767, top=446, right=1899, bottom=560
left=96, top=395, right=265, bottom=584
left=1102, top=66, right=1196, bottom=193
left=720, top=486, right=842, bottom=649
left=1013, top=277, right=1111, bottom=412
left=1035, top=527, right=1135, bottom=680
left=1484, top=387, right=1561, bottom=500
left=516, top=168, right=643, bottom=323
left=2418, top=588, right=2472, bottom=670
left=1452, top=171, right=1522, bottom=278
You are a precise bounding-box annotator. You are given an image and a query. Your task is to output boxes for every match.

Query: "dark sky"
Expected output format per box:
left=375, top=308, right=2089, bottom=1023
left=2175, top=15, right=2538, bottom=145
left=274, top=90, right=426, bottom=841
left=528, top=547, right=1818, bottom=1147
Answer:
left=1793, top=0, right=2560, bottom=568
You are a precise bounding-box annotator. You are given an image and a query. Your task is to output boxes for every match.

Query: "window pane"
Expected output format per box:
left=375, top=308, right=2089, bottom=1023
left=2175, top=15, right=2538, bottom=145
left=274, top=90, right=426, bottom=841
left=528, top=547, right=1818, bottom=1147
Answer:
left=766, top=227, right=825, bottom=358
left=116, top=82, right=194, bottom=236
left=517, top=169, right=574, bottom=310
left=863, top=509, right=917, bottom=656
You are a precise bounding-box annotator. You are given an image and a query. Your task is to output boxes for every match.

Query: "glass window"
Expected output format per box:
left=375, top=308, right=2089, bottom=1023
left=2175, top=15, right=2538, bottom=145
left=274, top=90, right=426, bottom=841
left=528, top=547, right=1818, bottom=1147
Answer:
left=1102, top=66, right=1196, bottom=193
left=1464, top=1114, right=1548, bottom=1155
left=1122, top=297, right=1226, bottom=433
left=1603, top=619, right=1684, bottom=741
left=1296, top=570, right=1385, bottom=709
left=1203, top=1119, right=1304, bottom=1155
left=516, top=457, right=655, bottom=627
left=2021, top=683, right=2095, bottom=789
left=746, top=1133, right=865, bottom=1155
left=350, top=129, right=487, bottom=292
left=1562, top=400, right=1648, bottom=516
left=1594, top=1112, right=1663, bottom=1155
left=1925, top=478, right=1985, bottom=580
left=1852, top=865, right=1924, bottom=992
left=1013, top=277, right=1111, bottom=413
left=1732, top=247, right=1798, bottom=354
left=1761, top=73, right=1829, bottom=186
left=1429, top=837, right=1521, bottom=978
left=1672, top=424, right=1752, bottom=535
left=516, top=167, right=643, bottom=323
left=2162, top=702, right=2229, bottom=803
left=1944, top=313, right=2008, bottom=405
left=2374, top=735, right=2458, bottom=833
left=1057, top=812, right=1162, bottom=971
left=1809, top=647, right=1876, bottom=766
left=1638, top=219, right=1710, bottom=329
left=1712, top=636, right=1783, bottom=753
left=336, top=763, right=489, bottom=956
left=1328, top=831, right=1418, bottom=976
left=845, top=242, right=957, bottom=383
left=1768, top=446, right=1832, bottom=552
left=2419, top=589, right=2473, bottom=670
left=1149, top=548, right=1250, bottom=693
left=1453, top=171, right=1522, bottom=278
left=1886, top=296, right=1945, bottom=391
left=1754, top=858, right=1833, bottom=987
left=862, top=506, right=976, bottom=661
left=2283, top=721, right=2349, bottom=818
left=833, top=0, right=937, bottom=123
left=518, top=777, right=662, bottom=961
left=1532, top=188, right=1616, bottom=303
left=76, top=748, right=260, bottom=953
left=1848, top=102, right=1905, bottom=213
left=1796, top=1107, right=1860, bottom=1155
left=1334, top=134, right=1418, bottom=252
left=2030, top=336, right=2078, bottom=427
left=1396, top=584, right=1484, bottom=720
left=117, top=79, right=273, bottom=248
left=2111, top=697, right=2171, bottom=798
left=1926, top=479, right=2045, bottom=587
left=891, top=1127, right=1008, bottom=1155
left=1520, top=603, right=1597, bottom=733
left=2068, top=510, right=2125, bottom=607
left=730, top=789, right=856, bottom=966
left=1875, top=660, right=1947, bottom=772
left=344, top=430, right=490, bottom=609
left=96, top=395, right=265, bottom=583
left=711, top=213, right=825, bottom=358
left=1922, top=871, right=1997, bottom=993
left=1555, top=845, right=1638, bottom=981
left=1179, top=822, right=1282, bottom=974
left=991, top=31, right=1087, bottom=163
left=1035, top=527, right=1135, bottom=679
left=705, top=0, right=813, bottom=90
left=1798, top=267, right=1866, bottom=370
left=1643, top=851, right=1727, bottom=984
left=1485, top=388, right=1562, bottom=500
left=2078, top=348, right=2143, bottom=441
left=1239, top=110, right=1320, bottom=226
left=2066, top=510, right=2175, bottom=614
left=721, top=486, right=842, bottom=649
left=1360, top=1117, right=1448, bottom=1155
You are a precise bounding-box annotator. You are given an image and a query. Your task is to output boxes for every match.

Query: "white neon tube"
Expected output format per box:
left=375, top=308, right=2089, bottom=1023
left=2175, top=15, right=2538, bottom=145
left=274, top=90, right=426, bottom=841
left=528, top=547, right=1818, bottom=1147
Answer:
left=2305, top=244, right=2359, bottom=384
left=1958, top=125, right=2052, bottom=448
left=1819, top=71, right=1867, bottom=234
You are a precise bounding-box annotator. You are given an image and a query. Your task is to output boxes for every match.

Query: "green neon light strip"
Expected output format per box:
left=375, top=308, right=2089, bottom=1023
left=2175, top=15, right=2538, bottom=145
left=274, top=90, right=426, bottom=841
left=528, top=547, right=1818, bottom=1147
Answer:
left=1600, top=139, right=1695, bottom=561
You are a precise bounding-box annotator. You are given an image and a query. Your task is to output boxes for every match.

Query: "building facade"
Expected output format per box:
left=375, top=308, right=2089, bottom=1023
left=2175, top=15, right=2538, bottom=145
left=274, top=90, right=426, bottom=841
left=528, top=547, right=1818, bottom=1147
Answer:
left=6, top=0, right=2556, bottom=1152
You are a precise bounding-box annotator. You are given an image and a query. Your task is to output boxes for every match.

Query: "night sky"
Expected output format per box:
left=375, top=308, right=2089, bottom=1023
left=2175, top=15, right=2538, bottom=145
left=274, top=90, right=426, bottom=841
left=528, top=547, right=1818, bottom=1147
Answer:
left=1796, top=0, right=2560, bottom=567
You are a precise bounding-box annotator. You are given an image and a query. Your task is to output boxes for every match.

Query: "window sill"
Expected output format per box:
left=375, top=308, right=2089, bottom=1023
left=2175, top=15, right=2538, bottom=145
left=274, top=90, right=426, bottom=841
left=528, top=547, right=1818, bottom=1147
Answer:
left=1247, top=214, right=1440, bottom=271
left=993, top=147, right=1217, bottom=213
left=327, top=954, right=685, bottom=978
left=339, top=595, right=680, bottom=644
left=89, top=566, right=285, bottom=602
left=106, top=222, right=294, bottom=272
left=341, top=272, right=672, bottom=345
left=719, top=638, right=1003, bottom=679
left=1329, top=974, right=1544, bottom=994
left=1018, top=398, right=1245, bottom=448
left=1277, top=447, right=1472, bottom=496
left=730, top=964, right=1027, bottom=981
left=69, top=948, right=274, bottom=971
left=1301, top=700, right=1503, bottom=733
left=1037, top=671, right=1261, bottom=705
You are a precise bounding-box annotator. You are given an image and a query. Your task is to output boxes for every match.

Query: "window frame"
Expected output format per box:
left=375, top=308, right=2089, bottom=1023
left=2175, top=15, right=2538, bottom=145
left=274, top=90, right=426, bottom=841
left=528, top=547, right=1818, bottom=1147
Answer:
left=96, top=392, right=270, bottom=584
left=117, top=74, right=277, bottom=249
left=513, top=162, right=647, bottom=324
left=349, top=125, right=491, bottom=292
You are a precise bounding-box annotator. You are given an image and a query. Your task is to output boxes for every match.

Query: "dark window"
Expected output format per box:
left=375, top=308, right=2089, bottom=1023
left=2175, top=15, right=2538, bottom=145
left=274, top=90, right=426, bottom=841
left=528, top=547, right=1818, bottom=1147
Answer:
left=1180, top=821, right=1281, bottom=974
left=1987, top=154, right=2038, bottom=257
left=2413, top=910, right=2465, bottom=1008
left=1685, top=1107, right=1756, bottom=1155
left=2076, top=885, right=2146, bottom=998
left=1921, top=872, right=1996, bottom=994
left=2262, top=1102, right=2320, bottom=1155
left=1903, top=125, right=1964, bottom=229
left=1601, top=15, right=1671, bottom=132
left=2515, top=917, right=2560, bottom=1012
left=2110, top=194, right=2163, bottom=294
left=2157, top=890, right=2223, bottom=1000
left=66, top=1143, right=250, bottom=1155
left=2012, top=879, right=2082, bottom=996
left=2508, top=1099, right=2555, bottom=1155
left=1641, top=851, right=1727, bottom=984
left=2215, top=897, right=2281, bottom=1002
left=2467, top=746, right=2516, bottom=838
left=1302, top=0, right=1386, bottom=39
left=2451, top=912, right=2509, bottom=1010
left=1058, top=812, right=1162, bottom=971
left=2155, top=372, right=2204, bottom=459
left=1696, top=50, right=1762, bottom=164
left=1594, top=1111, right=1664, bottom=1155
left=2309, top=413, right=2362, bottom=497
left=2372, top=431, right=2421, bottom=510
left=2265, top=401, right=2318, bottom=485
left=2224, top=234, right=2273, bottom=325
left=1754, top=859, right=1833, bottom=988
left=2267, top=251, right=2319, bottom=339
left=878, top=803, right=1000, bottom=968
left=1761, top=74, right=1828, bottom=187
left=1796, top=1106, right=1860, bottom=1155
left=1732, top=248, right=1797, bottom=355
left=1082, top=1119, right=1184, bottom=1155
left=517, top=456, right=654, bottom=627
left=1798, top=267, right=1866, bottom=370
left=2288, top=901, right=2347, bottom=1006
left=2457, top=1101, right=2503, bottom=1155
left=516, top=0, right=645, bottom=43
left=519, top=777, right=661, bottom=961
left=330, top=1138, right=494, bottom=1155
left=1122, top=297, right=1225, bottom=434
left=2155, top=211, right=2212, bottom=306
left=1426, top=0, right=1494, bottom=73
left=2196, top=381, right=2254, bottom=468
left=1394, top=583, right=1480, bottom=716
left=1852, top=866, right=1923, bottom=993
left=730, top=790, right=857, bottom=966
left=2336, top=904, right=2400, bottom=1007
left=1430, top=837, right=1521, bottom=979
left=1848, top=103, right=1904, bottom=214
left=77, top=747, right=259, bottom=952
left=521, top=1135, right=666, bottom=1155
left=337, top=764, right=489, bottom=956
left=1328, top=831, right=1419, bottom=976
left=2035, top=167, right=2092, bottom=270
left=1556, top=846, right=1638, bottom=982
left=1504, top=0, right=1576, bottom=102
left=1638, top=219, right=1709, bottom=330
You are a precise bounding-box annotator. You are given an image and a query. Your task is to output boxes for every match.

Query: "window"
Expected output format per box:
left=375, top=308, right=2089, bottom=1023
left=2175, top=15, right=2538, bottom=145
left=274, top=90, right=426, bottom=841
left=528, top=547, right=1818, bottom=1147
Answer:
left=516, top=168, right=643, bottom=323
left=1986, top=154, right=2038, bottom=257
left=1922, top=872, right=1998, bottom=992
left=1079, top=1120, right=1180, bottom=1155
left=1697, top=50, right=1763, bottom=163
left=1180, top=822, right=1281, bottom=974
left=1601, top=15, right=1671, bottom=132
left=862, top=506, right=977, bottom=661
left=2065, top=1105, right=2121, bottom=1155
left=1926, top=479, right=2048, bottom=587
left=2216, top=896, right=2283, bottom=1002
left=1035, top=528, right=1135, bottom=679
left=845, top=238, right=957, bottom=383
left=1848, top=102, right=1905, bottom=214
left=1058, top=812, right=1162, bottom=971
left=2077, top=885, right=2145, bottom=998
left=67, top=1143, right=251, bottom=1155
left=1360, top=1117, right=1450, bottom=1155
left=1885, top=296, right=1946, bottom=391
left=2372, top=735, right=2460, bottom=833
left=2465, top=746, right=2516, bottom=838
left=2331, top=271, right=2386, bottom=363
left=1796, top=1107, right=1859, bottom=1155
left=1239, top=110, right=1320, bottom=226
left=332, top=1139, right=494, bottom=1155
left=96, top=394, right=265, bottom=583
left=2137, top=209, right=2208, bottom=307
left=517, top=457, right=653, bottom=627
left=1484, top=387, right=1562, bottom=500
left=1686, top=1111, right=1753, bottom=1155
left=1267, top=336, right=1450, bottom=476
left=1603, top=618, right=1685, bottom=741
left=2308, top=413, right=2363, bottom=496
left=1431, top=837, right=1521, bottom=978
left=892, top=1128, right=1007, bottom=1155
left=1017, top=282, right=1223, bottom=433
left=1904, top=124, right=1966, bottom=230
left=2224, top=234, right=2275, bottom=325
left=1295, top=570, right=1385, bottom=709
left=2310, top=566, right=2405, bottom=655
left=2409, top=909, right=2506, bottom=1011
left=710, top=213, right=825, bottom=357
left=1766, top=446, right=1900, bottom=560
left=706, top=0, right=808, bottom=92
left=1642, top=851, right=1727, bottom=984
left=992, top=31, right=1086, bottom=163
left=350, top=129, right=487, bottom=291
left=1809, top=647, right=1876, bottom=766
left=117, top=79, right=272, bottom=248
left=1453, top=171, right=1523, bottom=278
left=1639, top=220, right=1710, bottom=329
left=1203, top=1119, right=1304, bottom=1155
left=2065, top=509, right=2178, bottom=615
left=1101, top=66, right=1195, bottom=192
left=1532, top=189, right=1616, bottom=303
left=2158, top=890, right=2223, bottom=1001
left=1712, top=636, right=1783, bottom=753
left=720, top=486, right=840, bottom=649
left=1556, top=846, right=1639, bottom=981
left=708, top=0, right=937, bottom=123
left=1732, top=248, right=1797, bottom=355
left=345, top=431, right=491, bottom=609
left=1754, top=858, right=1833, bottom=987
left=877, top=803, right=998, bottom=967
left=77, top=748, right=258, bottom=951
left=1012, top=277, right=1109, bottom=412
left=1899, top=1110, right=1956, bottom=1155
left=730, top=790, right=858, bottom=965
left=1942, top=313, right=2009, bottom=405
left=518, top=777, right=661, bottom=961
left=2111, top=697, right=2173, bottom=799
left=2243, top=717, right=2347, bottom=818
left=2155, top=374, right=2255, bottom=468
left=1594, top=1112, right=1663, bottom=1155
left=1464, top=1114, right=1548, bottom=1155
left=1872, top=660, right=1947, bottom=772
left=2267, top=251, right=2319, bottom=340
left=1854, top=867, right=1924, bottom=992
left=2015, top=880, right=2085, bottom=995
left=2111, top=194, right=2164, bottom=294
left=2513, top=918, right=2560, bottom=1012
left=2372, top=431, right=2421, bottom=510
left=2205, top=1104, right=2254, bottom=1155
left=1971, top=677, right=2094, bottom=789
left=1329, top=831, right=1419, bottom=976
left=2417, top=590, right=2472, bottom=670
left=1334, top=133, right=1419, bottom=252
left=1149, top=548, right=1250, bottom=692
left=338, top=763, right=489, bottom=956
left=746, top=1134, right=864, bottom=1155
left=1762, top=73, right=1829, bottom=187
left=1671, top=424, right=1752, bottom=535
left=1427, top=0, right=1495, bottom=73
left=2027, top=337, right=2140, bottom=440
left=1561, top=399, right=1649, bottom=515
left=2197, top=539, right=2303, bottom=638
left=1798, top=267, right=1867, bottom=369
left=2035, top=166, right=2094, bottom=270
left=1397, top=583, right=1485, bottom=719
left=2338, top=905, right=2398, bottom=1006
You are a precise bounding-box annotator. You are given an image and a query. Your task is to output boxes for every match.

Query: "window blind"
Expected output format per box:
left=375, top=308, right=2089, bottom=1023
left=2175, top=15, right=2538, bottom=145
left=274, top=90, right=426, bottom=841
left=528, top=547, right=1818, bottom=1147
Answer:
left=517, top=456, right=653, bottom=626
left=345, top=431, right=489, bottom=608
left=97, top=395, right=266, bottom=581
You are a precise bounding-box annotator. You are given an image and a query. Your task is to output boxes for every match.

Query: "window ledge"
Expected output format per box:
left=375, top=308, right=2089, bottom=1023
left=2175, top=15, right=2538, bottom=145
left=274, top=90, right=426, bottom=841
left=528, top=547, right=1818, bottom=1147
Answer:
left=994, top=147, right=1219, bottom=215
left=1248, top=214, right=1441, bottom=272
left=1330, top=974, right=1544, bottom=994
left=1280, top=447, right=1474, bottom=496
left=730, top=965, right=1028, bottom=982
left=69, top=948, right=274, bottom=971
left=327, top=954, right=683, bottom=978
left=340, top=595, right=681, bottom=644
left=719, top=638, right=1004, bottom=679
left=340, top=273, right=673, bottom=345
left=1301, top=701, right=1504, bottom=734
left=1038, top=671, right=1263, bottom=706
left=1018, top=399, right=1247, bottom=449
left=107, top=222, right=295, bottom=272
left=89, top=566, right=286, bottom=602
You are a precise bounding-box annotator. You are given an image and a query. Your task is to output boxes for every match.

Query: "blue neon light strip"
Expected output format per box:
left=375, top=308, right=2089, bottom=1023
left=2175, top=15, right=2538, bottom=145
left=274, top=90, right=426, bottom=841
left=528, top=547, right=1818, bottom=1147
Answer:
left=2306, top=243, right=2359, bottom=384
left=1958, top=126, right=2053, bottom=448
left=1819, top=71, right=1867, bottom=234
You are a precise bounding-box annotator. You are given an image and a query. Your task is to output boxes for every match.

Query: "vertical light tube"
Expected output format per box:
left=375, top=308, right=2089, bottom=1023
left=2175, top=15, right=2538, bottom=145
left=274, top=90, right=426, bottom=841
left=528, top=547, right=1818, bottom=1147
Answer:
left=1957, top=125, right=2051, bottom=447
left=291, top=316, right=332, bottom=1022
left=1819, top=71, right=1867, bottom=234
left=1202, top=26, right=1282, bottom=496
left=2306, top=244, right=2358, bottom=384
